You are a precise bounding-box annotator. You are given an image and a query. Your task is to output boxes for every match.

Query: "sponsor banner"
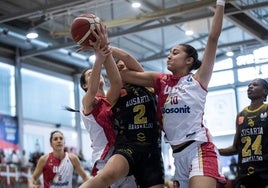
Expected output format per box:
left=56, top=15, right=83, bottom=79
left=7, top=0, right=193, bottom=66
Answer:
left=0, top=114, right=19, bottom=150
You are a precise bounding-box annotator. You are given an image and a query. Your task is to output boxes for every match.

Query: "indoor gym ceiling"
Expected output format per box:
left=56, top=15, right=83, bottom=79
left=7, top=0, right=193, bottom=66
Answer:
left=0, top=0, right=267, bottom=75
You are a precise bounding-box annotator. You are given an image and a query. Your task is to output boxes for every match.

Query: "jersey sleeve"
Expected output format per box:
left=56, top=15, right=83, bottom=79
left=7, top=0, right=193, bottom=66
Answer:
left=154, top=73, right=165, bottom=95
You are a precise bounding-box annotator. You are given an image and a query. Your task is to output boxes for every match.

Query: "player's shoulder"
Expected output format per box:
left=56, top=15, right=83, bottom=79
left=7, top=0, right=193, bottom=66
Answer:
left=38, top=153, right=49, bottom=165
left=67, top=153, right=80, bottom=167
left=67, top=153, right=79, bottom=162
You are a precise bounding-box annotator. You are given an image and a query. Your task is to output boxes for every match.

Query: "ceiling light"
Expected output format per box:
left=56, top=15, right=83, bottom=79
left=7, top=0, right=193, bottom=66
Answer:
left=26, top=29, right=38, bottom=39
left=185, top=30, right=194, bottom=36
left=226, top=51, right=234, bottom=57
left=132, top=2, right=141, bottom=8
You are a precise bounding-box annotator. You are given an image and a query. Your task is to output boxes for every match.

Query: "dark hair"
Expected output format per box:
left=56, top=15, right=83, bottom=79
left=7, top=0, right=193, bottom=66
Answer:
left=259, top=78, right=268, bottom=102
left=180, top=44, right=201, bottom=71
left=50, top=130, right=63, bottom=144
left=65, top=68, right=91, bottom=113
left=80, top=68, right=90, bottom=92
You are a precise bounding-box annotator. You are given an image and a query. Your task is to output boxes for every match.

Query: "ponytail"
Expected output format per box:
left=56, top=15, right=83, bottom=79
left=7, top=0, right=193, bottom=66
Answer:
left=64, top=106, right=80, bottom=113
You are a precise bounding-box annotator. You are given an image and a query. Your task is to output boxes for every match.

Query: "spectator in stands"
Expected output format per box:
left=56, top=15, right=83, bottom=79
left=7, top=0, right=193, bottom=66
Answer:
left=6, top=149, right=19, bottom=165
left=29, top=151, right=43, bottom=168
left=19, top=149, right=31, bottom=168
left=0, top=149, right=5, bottom=164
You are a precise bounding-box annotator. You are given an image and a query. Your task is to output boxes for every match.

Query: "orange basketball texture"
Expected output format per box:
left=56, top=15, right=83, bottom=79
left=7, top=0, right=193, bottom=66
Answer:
left=71, top=14, right=102, bottom=47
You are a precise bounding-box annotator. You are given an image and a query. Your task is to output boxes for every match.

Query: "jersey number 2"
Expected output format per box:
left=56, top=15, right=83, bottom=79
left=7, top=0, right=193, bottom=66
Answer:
left=133, top=104, right=147, bottom=124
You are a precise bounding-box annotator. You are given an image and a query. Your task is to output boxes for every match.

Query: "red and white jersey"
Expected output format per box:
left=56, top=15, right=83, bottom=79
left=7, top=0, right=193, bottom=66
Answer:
left=81, top=95, right=116, bottom=167
left=154, top=73, right=212, bottom=145
left=43, top=152, right=73, bottom=188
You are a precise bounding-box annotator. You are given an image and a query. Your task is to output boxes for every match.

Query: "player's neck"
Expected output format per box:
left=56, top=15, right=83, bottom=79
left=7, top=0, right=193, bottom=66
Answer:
left=249, top=99, right=264, bottom=111
left=53, top=151, right=65, bottom=159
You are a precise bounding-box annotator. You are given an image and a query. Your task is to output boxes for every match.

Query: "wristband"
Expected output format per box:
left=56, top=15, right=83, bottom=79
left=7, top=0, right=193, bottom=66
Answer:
left=216, top=0, right=225, bottom=6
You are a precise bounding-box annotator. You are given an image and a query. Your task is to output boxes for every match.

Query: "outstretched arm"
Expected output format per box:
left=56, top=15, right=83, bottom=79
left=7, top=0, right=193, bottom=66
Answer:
left=111, top=46, right=144, bottom=72
left=111, top=46, right=158, bottom=87
left=195, top=0, right=226, bottom=88
left=111, top=46, right=157, bottom=87
left=121, top=70, right=157, bottom=87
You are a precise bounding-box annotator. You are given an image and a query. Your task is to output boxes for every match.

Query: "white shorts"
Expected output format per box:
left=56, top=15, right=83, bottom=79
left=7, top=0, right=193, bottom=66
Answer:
left=110, top=175, right=137, bottom=188
left=172, top=141, right=226, bottom=188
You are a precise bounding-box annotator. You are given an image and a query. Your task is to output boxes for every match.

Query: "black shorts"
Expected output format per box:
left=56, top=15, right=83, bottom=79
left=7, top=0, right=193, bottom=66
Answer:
left=113, top=144, right=164, bottom=188
left=235, top=174, right=268, bottom=188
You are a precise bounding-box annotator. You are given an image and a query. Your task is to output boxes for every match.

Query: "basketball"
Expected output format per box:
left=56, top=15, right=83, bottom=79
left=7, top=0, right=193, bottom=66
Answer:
left=70, top=13, right=102, bottom=47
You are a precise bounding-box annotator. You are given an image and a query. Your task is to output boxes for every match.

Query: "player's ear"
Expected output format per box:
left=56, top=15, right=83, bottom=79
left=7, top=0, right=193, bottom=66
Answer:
left=186, top=57, right=194, bottom=66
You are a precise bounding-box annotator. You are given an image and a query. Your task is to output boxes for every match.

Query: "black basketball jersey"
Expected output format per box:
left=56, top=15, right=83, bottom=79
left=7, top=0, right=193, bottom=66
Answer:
left=236, top=103, right=268, bottom=178
left=112, top=84, right=160, bottom=150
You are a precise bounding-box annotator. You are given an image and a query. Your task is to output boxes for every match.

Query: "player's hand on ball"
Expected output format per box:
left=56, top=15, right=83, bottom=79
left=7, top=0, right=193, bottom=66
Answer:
left=95, top=22, right=109, bottom=48
left=88, top=30, right=111, bottom=61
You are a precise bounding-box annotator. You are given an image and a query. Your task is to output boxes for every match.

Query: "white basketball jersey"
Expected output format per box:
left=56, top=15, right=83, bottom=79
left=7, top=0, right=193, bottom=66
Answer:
left=43, top=152, right=74, bottom=188
left=81, top=96, right=116, bottom=166
left=154, top=73, right=212, bottom=145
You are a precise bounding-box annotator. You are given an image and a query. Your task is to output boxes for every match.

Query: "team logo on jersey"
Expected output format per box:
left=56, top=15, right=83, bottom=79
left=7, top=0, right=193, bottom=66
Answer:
left=161, top=75, right=168, bottom=84
left=260, top=112, right=267, bottom=120
left=189, top=164, right=192, bottom=173
left=120, top=88, right=127, bottom=97
left=137, top=132, right=146, bottom=142
left=248, top=118, right=254, bottom=127
left=238, top=116, right=244, bottom=125
left=247, top=166, right=255, bottom=175
left=118, top=148, right=133, bottom=158
left=186, top=75, right=193, bottom=82
left=48, top=159, right=53, bottom=166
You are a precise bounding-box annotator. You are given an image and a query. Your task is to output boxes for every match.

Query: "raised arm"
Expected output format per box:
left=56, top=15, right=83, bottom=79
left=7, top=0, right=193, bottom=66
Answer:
left=195, top=0, right=226, bottom=88
left=94, top=24, right=123, bottom=104
left=111, top=46, right=144, bottom=72
left=82, top=30, right=111, bottom=115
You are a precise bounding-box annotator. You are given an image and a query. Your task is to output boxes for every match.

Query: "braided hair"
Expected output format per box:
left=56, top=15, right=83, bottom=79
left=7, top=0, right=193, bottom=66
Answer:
left=259, top=78, right=268, bottom=102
